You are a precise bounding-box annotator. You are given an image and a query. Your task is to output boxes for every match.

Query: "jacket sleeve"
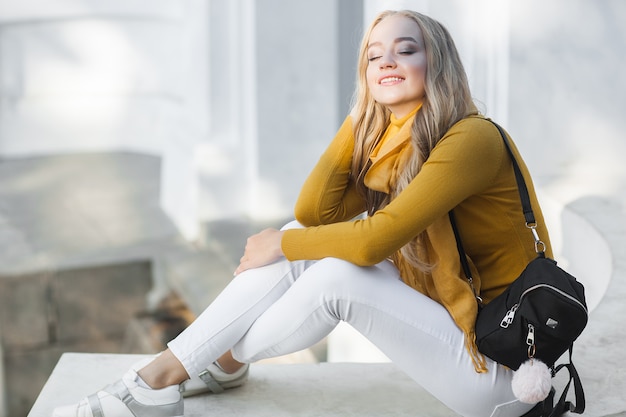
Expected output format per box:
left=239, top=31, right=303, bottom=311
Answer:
left=293, top=116, right=367, bottom=226
left=282, top=117, right=507, bottom=265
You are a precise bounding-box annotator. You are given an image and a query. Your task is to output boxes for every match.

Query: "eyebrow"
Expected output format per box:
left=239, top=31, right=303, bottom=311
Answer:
left=367, top=36, right=419, bottom=49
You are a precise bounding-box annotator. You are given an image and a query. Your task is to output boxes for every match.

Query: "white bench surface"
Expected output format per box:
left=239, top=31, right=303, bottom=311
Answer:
left=28, top=353, right=458, bottom=417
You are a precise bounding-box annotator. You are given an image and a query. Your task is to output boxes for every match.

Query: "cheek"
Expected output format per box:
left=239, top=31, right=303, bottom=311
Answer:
left=410, top=65, right=427, bottom=92
left=365, top=67, right=377, bottom=90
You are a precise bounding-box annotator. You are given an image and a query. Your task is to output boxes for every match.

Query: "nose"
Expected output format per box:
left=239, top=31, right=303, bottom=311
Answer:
left=379, top=52, right=396, bottom=69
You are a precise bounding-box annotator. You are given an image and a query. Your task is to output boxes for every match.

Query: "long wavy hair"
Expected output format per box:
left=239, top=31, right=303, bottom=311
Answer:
left=350, top=10, right=478, bottom=268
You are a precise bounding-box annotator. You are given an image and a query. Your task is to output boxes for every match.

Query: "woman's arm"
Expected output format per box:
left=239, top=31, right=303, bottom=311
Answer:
left=282, top=117, right=507, bottom=265
left=234, top=228, right=284, bottom=275
left=234, top=116, right=367, bottom=275
left=293, top=116, right=366, bottom=226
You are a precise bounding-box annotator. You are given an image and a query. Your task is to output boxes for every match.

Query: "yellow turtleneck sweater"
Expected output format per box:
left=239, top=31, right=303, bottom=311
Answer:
left=365, top=107, right=419, bottom=194
left=281, top=112, right=552, bottom=372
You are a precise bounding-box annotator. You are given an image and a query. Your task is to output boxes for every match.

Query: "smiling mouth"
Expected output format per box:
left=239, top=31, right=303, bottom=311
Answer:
left=379, top=76, right=404, bottom=85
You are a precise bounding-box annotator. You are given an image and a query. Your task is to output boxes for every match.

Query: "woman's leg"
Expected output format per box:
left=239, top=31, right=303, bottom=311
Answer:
left=231, top=257, right=534, bottom=417
left=136, top=349, right=243, bottom=388
left=164, top=255, right=315, bottom=377
left=53, top=256, right=317, bottom=417
left=138, top=257, right=312, bottom=388
left=140, top=220, right=312, bottom=388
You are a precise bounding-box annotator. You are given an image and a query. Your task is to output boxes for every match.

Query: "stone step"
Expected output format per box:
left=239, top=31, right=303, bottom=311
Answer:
left=29, top=351, right=626, bottom=417
left=29, top=353, right=454, bottom=417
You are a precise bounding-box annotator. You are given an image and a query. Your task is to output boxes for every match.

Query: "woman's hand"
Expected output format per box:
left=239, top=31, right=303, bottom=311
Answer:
left=234, top=228, right=285, bottom=275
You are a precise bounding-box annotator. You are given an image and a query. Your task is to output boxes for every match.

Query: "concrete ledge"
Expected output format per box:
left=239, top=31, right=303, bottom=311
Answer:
left=29, top=353, right=454, bottom=417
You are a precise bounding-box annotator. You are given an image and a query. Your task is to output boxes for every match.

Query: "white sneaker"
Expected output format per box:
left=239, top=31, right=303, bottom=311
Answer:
left=51, top=368, right=183, bottom=417
left=180, top=362, right=250, bottom=397
left=125, top=354, right=248, bottom=397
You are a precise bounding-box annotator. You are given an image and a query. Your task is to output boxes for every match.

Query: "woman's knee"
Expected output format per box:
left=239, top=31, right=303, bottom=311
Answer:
left=298, top=257, right=379, bottom=292
left=311, top=257, right=359, bottom=279
left=280, top=220, right=304, bottom=231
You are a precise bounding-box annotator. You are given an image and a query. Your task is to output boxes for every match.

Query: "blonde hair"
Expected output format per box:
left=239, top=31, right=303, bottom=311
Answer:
left=350, top=10, right=478, bottom=268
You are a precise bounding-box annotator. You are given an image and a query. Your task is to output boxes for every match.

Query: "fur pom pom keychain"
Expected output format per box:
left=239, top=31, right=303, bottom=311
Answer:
left=512, top=358, right=552, bottom=404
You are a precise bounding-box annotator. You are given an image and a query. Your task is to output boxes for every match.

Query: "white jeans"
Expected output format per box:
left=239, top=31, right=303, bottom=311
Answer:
left=168, top=222, right=535, bottom=417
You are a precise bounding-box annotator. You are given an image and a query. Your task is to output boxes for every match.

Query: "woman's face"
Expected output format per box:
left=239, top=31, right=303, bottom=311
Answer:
left=366, top=15, right=427, bottom=118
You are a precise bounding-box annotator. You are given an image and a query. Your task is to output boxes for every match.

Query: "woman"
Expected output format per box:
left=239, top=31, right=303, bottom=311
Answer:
left=53, top=9, right=551, bottom=417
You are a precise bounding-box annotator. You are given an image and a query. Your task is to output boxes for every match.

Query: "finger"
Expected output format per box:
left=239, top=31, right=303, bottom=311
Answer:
left=235, top=258, right=251, bottom=275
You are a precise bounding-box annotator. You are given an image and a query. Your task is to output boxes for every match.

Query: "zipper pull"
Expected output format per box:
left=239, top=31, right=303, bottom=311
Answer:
left=500, top=304, right=518, bottom=328
left=526, top=323, right=536, bottom=359
left=526, top=323, right=535, bottom=346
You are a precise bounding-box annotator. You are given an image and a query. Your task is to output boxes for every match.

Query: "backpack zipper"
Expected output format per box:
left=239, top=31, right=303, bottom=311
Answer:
left=499, top=284, right=587, bottom=329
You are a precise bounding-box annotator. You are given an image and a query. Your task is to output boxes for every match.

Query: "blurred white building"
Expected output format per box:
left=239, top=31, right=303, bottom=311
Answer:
left=1, top=0, right=624, bottom=239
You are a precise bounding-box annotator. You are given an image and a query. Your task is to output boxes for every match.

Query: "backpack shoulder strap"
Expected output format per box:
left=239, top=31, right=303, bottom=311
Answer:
left=549, top=356, right=585, bottom=416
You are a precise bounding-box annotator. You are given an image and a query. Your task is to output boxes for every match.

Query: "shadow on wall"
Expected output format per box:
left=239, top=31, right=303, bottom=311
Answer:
left=556, top=194, right=626, bottom=417
left=539, top=193, right=613, bottom=313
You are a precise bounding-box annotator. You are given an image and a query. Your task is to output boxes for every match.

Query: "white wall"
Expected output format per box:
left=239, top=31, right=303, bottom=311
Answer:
left=0, top=0, right=209, bottom=158
left=162, top=0, right=348, bottom=239
left=1, top=0, right=624, bottom=239
left=0, top=0, right=351, bottom=240
left=245, top=0, right=341, bottom=220
left=507, top=1, right=626, bottom=206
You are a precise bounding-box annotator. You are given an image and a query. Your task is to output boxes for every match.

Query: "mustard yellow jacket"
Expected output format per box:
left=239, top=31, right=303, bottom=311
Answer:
left=280, top=114, right=552, bottom=370
left=282, top=114, right=551, bottom=297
